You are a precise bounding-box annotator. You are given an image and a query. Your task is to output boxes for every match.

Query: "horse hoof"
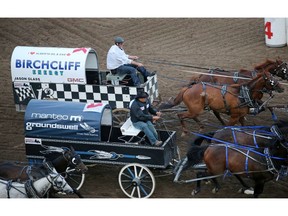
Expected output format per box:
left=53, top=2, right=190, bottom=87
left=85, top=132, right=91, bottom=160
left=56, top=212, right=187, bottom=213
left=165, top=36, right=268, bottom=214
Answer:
left=238, top=187, right=254, bottom=195
left=212, top=187, right=219, bottom=194
left=244, top=188, right=254, bottom=195
left=191, top=189, right=200, bottom=196
left=237, top=188, right=244, bottom=193
left=204, top=179, right=211, bottom=185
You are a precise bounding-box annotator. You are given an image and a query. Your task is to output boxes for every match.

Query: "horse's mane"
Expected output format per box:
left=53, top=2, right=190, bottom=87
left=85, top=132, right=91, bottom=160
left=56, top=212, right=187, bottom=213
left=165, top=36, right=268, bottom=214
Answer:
left=235, top=70, right=264, bottom=87
left=254, top=58, right=279, bottom=71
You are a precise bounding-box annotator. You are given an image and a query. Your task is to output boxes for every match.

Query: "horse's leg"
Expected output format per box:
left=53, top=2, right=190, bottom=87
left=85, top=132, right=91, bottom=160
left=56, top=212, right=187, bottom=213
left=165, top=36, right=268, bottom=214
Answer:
left=211, top=178, right=221, bottom=193
left=267, top=107, right=277, bottom=121
left=177, top=112, right=189, bottom=136
left=177, top=112, right=204, bottom=136
left=193, top=116, right=204, bottom=132
left=212, top=111, right=226, bottom=126
left=191, top=172, right=203, bottom=196
left=239, top=116, right=246, bottom=126
left=256, top=100, right=277, bottom=121
left=191, top=173, right=220, bottom=195
left=253, top=180, right=265, bottom=198
left=234, top=175, right=254, bottom=194
left=227, top=116, right=241, bottom=126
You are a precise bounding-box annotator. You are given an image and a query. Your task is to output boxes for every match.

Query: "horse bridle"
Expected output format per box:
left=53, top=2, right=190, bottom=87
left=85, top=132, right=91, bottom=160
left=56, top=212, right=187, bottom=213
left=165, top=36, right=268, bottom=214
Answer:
left=63, top=150, right=83, bottom=171
left=273, top=62, right=288, bottom=80
left=262, top=71, right=281, bottom=94
left=46, top=172, right=68, bottom=191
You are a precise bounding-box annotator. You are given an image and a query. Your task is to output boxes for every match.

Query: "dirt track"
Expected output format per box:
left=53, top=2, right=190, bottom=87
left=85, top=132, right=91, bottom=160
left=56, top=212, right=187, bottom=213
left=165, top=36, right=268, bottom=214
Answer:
left=1, top=18, right=288, bottom=198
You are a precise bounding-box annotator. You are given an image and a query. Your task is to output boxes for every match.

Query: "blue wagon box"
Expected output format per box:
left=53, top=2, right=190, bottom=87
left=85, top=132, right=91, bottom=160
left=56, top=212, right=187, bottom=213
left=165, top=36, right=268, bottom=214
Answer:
left=24, top=100, right=178, bottom=168
left=24, top=99, right=112, bottom=142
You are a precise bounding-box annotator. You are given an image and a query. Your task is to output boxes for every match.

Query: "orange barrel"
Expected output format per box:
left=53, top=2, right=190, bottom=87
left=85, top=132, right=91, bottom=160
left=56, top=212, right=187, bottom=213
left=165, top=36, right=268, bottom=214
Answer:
left=264, top=18, right=286, bottom=48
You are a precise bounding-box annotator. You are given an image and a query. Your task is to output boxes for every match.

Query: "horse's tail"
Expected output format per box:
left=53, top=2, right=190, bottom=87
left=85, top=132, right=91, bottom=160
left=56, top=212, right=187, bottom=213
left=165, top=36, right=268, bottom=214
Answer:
left=189, top=74, right=201, bottom=84
left=158, top=86, right=190, bottom=110
left=186, top=145, right=209, bottom=167
left=173, top=144, right=209, bottom=179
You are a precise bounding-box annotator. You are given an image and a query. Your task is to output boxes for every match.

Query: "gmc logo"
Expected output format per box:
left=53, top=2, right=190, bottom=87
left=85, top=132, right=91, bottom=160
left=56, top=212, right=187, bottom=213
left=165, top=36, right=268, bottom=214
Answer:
left=67, top=78, right=85, bottom=83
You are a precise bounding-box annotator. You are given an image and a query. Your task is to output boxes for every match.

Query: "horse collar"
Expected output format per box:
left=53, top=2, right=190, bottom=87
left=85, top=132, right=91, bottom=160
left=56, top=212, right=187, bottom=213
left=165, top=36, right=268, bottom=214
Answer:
left=25, top=180, right=41, bottom=198
left=233, top=72, right=239, bottom=83
left=251, top=70, right=257, bottom=78
left=239, top=86, right=254, bottom=108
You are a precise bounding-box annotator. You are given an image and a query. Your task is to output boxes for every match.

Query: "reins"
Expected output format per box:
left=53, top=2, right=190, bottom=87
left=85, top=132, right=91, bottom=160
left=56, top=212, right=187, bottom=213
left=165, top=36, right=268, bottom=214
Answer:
left=149, top=58, right=288, bottom=83
left=62, top=150, right=70, bottom=162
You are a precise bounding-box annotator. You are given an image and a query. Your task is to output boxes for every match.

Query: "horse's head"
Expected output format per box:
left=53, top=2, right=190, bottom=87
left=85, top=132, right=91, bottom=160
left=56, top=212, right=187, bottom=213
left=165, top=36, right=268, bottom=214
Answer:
left=255, top=58, right=288, bottom=81
left=64, top=146, right=88, bottom=173
left=272, top=59, right=288, bottom=80
left=261, top=70, right=284, bottom=93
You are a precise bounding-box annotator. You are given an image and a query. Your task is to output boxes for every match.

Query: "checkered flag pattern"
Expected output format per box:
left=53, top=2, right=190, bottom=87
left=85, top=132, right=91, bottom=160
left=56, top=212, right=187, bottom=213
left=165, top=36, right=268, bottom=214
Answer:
left=14, top=85, right=36, bottom=102
left=144, top=75, right=158, bottom=103
left=18, top=75, right=159, bottom=109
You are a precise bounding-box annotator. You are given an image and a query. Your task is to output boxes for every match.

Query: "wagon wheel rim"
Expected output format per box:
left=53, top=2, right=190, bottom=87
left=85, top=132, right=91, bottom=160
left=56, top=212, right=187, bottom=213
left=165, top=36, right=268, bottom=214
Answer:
left=112, top=108, right=130, bottom=127
left=118, top=163, right=155, bottom=198
left=64, top=167, right=85, bottom=191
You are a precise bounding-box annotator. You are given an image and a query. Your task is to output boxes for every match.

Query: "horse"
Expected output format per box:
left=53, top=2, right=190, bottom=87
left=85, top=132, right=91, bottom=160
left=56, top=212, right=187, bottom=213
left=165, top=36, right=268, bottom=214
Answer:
left=0, top=162, right=74, bottom=198
left=189, top=58, right=288, bottom=84
left=160, top=70, right=284, bottom=135
left=0, top=145, right=88, bottom=181
left=0, top=145, right=88, bottom=197
left=175, top=120, right=288, bottom=197
left=160, top=59, right=287, bottom=127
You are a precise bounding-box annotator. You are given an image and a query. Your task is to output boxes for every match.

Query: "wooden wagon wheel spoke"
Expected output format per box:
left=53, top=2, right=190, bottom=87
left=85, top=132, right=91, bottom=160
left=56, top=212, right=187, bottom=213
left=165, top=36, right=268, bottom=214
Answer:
left=118, top=163, right=155, bottom=198
left=112, top=108, right=130, bottom=127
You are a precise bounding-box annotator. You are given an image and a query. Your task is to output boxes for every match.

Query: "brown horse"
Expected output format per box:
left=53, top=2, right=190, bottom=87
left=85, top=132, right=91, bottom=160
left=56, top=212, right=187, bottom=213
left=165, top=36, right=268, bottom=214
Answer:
left=189, top=58, right=288, bottom=84
left=175, top=120, right=288, bottom=197
left=206, top=141, right=287, bottom=198
left=159, top=59, right=287, bottom=126
left=181, top=121, right=288, bottom=194
left=161, top=70, right=284, bottom=135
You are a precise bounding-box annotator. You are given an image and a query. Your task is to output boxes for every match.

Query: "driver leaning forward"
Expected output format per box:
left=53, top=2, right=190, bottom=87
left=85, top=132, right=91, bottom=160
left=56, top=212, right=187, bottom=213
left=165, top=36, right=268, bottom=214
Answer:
left=130, top=91, right=163, bottom=146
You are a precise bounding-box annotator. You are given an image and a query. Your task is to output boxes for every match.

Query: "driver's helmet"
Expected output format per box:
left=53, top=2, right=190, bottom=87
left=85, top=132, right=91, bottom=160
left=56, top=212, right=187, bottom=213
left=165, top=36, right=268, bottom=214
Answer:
left=114, top=36, right=124, bottom=43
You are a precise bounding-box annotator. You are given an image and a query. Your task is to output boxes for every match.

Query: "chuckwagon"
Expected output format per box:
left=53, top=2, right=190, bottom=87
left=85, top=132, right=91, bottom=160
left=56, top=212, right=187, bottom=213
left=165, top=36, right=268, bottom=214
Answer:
left=10, top=46, right=179, bottom=198
left=11, top=46, right=159, bottom=126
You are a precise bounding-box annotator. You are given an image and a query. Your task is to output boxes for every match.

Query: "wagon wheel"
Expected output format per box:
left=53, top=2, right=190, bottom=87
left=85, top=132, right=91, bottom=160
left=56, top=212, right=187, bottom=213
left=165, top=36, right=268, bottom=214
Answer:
left=112, top=108, right=130, bottom=127
left=64, top=167, right=85, bottom=191
left=118, top=163, right=155, bottom=198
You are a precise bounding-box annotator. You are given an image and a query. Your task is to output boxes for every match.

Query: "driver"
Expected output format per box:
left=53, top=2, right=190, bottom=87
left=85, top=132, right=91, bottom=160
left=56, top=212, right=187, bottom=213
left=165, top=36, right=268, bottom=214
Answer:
left=106, top=36, right=155, bottom=87
left=130, top=91, right=162, bottom=146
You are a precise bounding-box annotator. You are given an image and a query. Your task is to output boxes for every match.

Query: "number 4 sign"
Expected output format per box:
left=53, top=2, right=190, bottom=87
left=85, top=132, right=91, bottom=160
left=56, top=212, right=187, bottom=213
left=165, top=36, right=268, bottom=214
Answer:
left=265, top=21, right=273, bottom=39
left=264, top=18, right=286, bottom=47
